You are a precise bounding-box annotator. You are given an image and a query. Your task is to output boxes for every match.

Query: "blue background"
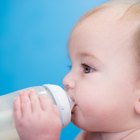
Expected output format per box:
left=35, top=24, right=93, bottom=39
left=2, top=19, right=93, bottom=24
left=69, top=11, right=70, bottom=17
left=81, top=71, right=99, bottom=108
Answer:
left=0, top=0, right=108, bottom=139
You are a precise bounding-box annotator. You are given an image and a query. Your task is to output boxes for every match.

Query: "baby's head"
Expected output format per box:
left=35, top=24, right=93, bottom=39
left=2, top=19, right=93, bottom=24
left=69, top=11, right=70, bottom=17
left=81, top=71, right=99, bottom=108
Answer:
left=63, top=0, right=140, bottom=133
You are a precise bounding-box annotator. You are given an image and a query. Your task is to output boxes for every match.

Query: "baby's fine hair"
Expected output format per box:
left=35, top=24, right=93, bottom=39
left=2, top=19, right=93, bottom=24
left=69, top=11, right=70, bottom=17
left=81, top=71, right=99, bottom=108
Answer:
left=77, top=0, right=140, bottom=25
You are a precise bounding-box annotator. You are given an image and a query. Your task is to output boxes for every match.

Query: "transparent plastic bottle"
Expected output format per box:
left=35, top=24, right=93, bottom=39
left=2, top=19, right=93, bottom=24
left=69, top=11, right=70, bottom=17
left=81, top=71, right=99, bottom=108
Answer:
left=0, top=84, right=75, bottom=140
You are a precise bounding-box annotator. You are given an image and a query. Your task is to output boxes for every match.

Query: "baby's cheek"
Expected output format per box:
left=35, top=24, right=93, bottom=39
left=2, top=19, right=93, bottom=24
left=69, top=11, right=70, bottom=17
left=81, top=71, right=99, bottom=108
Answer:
left=80, top=97, right=115, bottom=119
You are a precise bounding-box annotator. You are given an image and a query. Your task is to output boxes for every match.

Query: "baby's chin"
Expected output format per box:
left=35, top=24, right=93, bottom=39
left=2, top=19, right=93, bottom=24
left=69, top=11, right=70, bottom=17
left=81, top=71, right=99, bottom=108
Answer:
left=71, top=113, right=91, bottom=131
left=71, top=105, right=94, bottom=130
left=71, top=112, right=107, bottom=132
left=71, top=117, right=84, bottom=130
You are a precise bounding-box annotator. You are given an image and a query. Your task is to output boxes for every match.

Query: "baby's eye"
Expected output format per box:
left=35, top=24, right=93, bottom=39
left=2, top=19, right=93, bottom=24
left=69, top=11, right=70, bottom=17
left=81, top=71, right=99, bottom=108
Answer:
left=81, top=64, right=96, bottom=74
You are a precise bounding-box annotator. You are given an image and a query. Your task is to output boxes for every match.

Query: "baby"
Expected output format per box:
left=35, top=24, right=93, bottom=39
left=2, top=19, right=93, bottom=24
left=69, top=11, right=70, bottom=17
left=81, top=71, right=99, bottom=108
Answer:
left=13, top=0, right=140, bottom=140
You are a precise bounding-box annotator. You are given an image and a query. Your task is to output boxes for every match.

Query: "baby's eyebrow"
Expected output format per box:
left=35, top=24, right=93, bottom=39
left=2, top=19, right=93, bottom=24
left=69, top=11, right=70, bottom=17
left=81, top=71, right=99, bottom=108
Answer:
left=80, top=52, right=97, bottom=59
left=80, top=52, right=104, bottom=65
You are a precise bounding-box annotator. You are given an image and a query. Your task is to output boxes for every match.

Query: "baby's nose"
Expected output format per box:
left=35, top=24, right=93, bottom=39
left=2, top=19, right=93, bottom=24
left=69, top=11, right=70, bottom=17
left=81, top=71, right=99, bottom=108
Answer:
left=63, top=72, right=75, bottom=91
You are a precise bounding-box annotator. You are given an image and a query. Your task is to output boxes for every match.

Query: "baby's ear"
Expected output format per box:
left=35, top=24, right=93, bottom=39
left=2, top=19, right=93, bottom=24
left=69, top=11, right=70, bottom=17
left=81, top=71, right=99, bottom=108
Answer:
left=134, top=98, right=140, bottom=114
left=134, top=87, right=140, bottom=114
left=134, top=82, right=140, bottom=114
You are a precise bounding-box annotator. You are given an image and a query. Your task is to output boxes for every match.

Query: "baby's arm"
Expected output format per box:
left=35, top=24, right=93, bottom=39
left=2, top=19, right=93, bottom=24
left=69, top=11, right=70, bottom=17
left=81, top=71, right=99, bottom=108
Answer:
left=13, top=90, right=62, bottom=140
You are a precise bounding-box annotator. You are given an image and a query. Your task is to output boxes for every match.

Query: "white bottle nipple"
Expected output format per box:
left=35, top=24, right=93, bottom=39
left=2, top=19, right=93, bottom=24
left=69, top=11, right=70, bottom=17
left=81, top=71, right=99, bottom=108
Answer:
left=43, top=84, right=75, bottom=127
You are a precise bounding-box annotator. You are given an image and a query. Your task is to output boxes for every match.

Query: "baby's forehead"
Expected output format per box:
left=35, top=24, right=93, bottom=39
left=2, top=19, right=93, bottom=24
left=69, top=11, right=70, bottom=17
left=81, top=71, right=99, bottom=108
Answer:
left=69, top=10, right=139, bottom=56
left=71, top=15, right=136, bottom=44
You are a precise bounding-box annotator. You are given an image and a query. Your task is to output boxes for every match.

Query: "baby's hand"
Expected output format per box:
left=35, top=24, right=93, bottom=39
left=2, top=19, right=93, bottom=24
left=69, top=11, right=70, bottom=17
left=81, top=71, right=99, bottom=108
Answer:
left=13, top=90, right=62, bottom=140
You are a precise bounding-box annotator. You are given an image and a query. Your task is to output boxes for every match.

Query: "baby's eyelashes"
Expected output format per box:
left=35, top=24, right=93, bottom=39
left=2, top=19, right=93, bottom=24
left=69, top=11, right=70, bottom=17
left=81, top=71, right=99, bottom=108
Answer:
left=67, top=63, right=97, bottom=74
left=81, top=63, right=96, bottom=74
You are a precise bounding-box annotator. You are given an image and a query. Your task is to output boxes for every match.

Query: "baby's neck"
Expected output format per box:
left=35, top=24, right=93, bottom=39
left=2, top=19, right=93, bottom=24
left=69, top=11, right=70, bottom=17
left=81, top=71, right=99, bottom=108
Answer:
left=89, top=127, right=140, bottom=140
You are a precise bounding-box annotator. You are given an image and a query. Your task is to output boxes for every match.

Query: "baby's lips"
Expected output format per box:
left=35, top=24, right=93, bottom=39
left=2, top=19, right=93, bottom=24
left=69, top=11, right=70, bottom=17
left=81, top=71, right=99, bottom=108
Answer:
left=71, top=104, right=77, bottom=114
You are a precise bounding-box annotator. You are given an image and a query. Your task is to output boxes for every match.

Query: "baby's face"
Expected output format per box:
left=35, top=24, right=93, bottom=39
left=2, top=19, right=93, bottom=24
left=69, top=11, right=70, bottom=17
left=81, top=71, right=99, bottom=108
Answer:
left=63, top=15, right=139, bottom=132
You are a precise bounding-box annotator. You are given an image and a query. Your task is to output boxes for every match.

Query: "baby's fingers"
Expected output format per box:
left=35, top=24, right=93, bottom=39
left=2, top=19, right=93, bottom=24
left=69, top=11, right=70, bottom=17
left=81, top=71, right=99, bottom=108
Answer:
left=20, top=91, right=32, bottom=117
left=39, top=95, right=53, bottom=111
left=13, top=96, right=22, bottom=121
left=29, top=90, right=41, bottom=113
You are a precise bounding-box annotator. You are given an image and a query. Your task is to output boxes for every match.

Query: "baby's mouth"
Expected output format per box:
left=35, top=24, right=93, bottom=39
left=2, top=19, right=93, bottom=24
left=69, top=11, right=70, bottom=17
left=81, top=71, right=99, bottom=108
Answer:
left=71, top=104, right=77, bottom=114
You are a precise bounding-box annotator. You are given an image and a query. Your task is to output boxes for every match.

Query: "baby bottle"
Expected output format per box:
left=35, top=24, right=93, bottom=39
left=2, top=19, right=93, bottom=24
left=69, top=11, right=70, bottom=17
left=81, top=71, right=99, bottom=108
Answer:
left=0, top=84, right=75, bottom=140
